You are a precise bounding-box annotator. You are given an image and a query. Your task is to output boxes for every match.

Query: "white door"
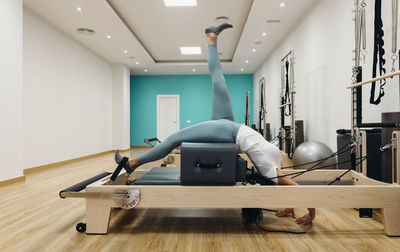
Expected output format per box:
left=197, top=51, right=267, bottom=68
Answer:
left=157, top=95, right=179, bottom=142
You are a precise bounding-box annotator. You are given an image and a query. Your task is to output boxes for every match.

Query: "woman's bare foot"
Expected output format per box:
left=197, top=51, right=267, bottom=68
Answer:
left=128, top=158, right=140, bottom=170
left=115, top=150, right=138, bottom=173
left=206, top=33, right=218, bottom=44
left=205, top=23, right=233, bottom=44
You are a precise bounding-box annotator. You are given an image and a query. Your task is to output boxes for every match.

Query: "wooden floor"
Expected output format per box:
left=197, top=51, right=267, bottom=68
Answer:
left=1, top=148, right=400, bottom=252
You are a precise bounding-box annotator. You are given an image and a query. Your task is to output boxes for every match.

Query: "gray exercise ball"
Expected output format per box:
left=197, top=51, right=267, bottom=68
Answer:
left=292, top=141, right=337, bottom=170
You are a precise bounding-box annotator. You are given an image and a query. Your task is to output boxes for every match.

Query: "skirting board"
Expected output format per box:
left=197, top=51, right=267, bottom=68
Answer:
left=131, top=146, right=152, bottom=149
left=0, top=176, right=25, bottom=188
left=23, top=148, right=130, bottom=175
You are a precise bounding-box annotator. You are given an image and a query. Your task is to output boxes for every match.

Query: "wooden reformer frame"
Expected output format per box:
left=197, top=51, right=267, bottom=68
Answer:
left=61, top=160, right=400, bottom=236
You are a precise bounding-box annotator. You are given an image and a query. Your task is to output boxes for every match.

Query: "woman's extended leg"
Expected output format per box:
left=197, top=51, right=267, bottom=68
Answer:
left=117, top=120, right=237, bottom=169
left=207, top=29, right=235, bottom=121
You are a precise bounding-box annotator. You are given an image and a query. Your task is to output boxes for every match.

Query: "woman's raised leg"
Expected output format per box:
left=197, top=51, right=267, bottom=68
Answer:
left=206, top=25, right=234, bottom=121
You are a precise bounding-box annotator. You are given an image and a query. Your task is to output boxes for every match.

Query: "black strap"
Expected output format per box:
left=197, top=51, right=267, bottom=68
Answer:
left=110, top=157, right=129, bottom=181
left=371, top=0, right=386, bottom=105
left=284, top=60, right=291, bottom=115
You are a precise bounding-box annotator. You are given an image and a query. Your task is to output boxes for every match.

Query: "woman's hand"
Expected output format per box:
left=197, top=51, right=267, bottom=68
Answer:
left=295, top=211, right=315, bottom=225
left=276, top=208, right=315, bottom=225
left=276, top=208, right=296, bottom=218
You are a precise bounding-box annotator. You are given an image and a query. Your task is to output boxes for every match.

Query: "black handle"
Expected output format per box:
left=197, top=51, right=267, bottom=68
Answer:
left=194, top=162, right=222, bottom=169
left=59, top=172, right=111, bottom=198
left=144, top=137, right=162, bottom=147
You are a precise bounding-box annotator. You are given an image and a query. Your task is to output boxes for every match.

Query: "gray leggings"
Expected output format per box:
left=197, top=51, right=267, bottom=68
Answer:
left=137, top=44, right=240, bottom=165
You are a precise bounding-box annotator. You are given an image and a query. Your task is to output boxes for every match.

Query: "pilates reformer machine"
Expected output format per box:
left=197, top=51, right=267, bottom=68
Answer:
left=59, top=135, right=400, bottom=236
left=278, top=50, right=301, bottom=157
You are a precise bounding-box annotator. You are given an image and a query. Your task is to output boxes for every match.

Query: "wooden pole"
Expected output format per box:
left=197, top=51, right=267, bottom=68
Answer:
left=347, top=70, right=400, bottom=89
left=278, top=102, right=292, bottom=108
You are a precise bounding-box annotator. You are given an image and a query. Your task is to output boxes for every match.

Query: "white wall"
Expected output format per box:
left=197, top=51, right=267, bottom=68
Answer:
left=112, top=64, right=131, bottom=150
left=23, top=8, right=113, bottom=168
left=0, top=0, right=23, bottom=181
left=254, top=0, right=400, bottom=150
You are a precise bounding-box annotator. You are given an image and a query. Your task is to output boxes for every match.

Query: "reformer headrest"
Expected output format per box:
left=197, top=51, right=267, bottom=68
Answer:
left=180, top=142, right=238, bottom=185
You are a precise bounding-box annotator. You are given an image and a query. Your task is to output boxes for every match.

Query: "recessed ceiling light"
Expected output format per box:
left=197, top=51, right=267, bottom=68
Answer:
left=144, top=69, right=148, bottom=72
left=262, top=32, right=267, bottom=36
left=267, top=20, right=281, bottom=23
left=245, top=60, right=249, bottom=63
left=192, top=69, right=196, bottom=72
left=123, top=50, right=128, bottom=54
left=106, top=35, right=111, bottom=39
left=252, top=49, right=256, bottom=52
left=76, top=7, right=82, bottom=12
left=77, top=28, right=95, bottom=35
left=241, top=68, right=244, bottom=72
left=280, top=2, right=285, bottom=7
left=215, top=16, right=229, bottom=22
left=136, top=61, right=139, bottom=65
left=180, top=46, right=201, bottom=55
left=164, top=0, right=197, bottom=7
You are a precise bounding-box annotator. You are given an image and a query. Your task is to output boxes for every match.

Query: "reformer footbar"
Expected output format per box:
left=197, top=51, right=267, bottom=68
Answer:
left=110, top=156, right=130, bottom=181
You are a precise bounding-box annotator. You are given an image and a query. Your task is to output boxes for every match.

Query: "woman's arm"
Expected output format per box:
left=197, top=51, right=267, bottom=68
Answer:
left=275, top=169, right=316, bottom=224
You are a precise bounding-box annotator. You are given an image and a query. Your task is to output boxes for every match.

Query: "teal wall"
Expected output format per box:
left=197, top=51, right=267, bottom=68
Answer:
left=130, top=74, right=253, bottom=146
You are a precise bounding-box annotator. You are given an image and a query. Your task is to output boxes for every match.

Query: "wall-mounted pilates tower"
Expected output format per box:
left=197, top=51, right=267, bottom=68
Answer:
left=350, top=0, right=400, bottom=176
left=279, top=50, right=296, bottom=158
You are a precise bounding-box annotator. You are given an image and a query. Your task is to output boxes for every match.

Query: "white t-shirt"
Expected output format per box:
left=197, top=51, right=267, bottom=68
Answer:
left=236, top=124, right=281, bottom=184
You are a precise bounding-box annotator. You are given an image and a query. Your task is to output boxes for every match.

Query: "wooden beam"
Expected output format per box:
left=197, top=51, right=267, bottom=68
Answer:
left=85, top=184, right=400, bottom=209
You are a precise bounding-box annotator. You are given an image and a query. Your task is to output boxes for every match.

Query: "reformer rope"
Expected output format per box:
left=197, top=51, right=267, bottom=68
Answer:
left=326, top=145, right=388, bottom=185
left=280, top=144, right=353, bottom=169
left=269, top=143, right=390, bottom=181
left=271, top=154, right=369, bottom=181
left=290, top=143, right=352, bottom=179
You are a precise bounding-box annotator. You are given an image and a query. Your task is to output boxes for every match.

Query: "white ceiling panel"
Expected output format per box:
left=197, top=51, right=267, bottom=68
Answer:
left=108, top=0, right=253, bottom=63
left=23, top=0, right=316, bottom=75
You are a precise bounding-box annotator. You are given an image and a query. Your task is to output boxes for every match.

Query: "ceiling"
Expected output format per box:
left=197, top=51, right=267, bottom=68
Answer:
left=23, top=0, right=316, bottom=75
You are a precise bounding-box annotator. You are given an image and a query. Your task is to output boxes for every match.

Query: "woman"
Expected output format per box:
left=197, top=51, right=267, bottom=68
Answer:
left=116, top=23, right=315, bottom=225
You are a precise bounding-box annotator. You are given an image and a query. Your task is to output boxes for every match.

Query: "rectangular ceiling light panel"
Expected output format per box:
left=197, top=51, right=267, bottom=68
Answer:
left=163, top=0, right=197, bottom=6
left=180, top=46, right=202, bottom=55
